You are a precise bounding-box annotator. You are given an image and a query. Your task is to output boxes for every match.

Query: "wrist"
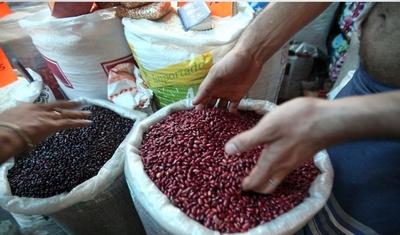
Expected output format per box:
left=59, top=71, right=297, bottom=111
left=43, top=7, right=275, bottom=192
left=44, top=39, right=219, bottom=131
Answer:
left=0, top=122, right=34, bottom=153
left=0, top=127, right=26, bottom=162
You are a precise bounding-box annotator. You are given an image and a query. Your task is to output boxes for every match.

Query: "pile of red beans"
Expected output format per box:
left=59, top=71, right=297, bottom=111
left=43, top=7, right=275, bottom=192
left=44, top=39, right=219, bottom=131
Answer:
left=8, top=105, right=135, bottom=198
left=140, top=108, right=320, bottom=233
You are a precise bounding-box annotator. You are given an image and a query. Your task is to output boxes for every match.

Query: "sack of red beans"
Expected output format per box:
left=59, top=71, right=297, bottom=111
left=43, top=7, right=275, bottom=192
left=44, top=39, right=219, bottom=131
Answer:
left=125, top=98, right=333, bottom=235
left=0, top=97, right=148, bottom=234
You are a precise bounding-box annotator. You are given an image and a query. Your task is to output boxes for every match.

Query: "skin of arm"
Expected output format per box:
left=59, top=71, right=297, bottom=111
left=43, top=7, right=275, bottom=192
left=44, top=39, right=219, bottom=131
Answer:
left=224, top=91, right=400, bottom=194
left=192, top=2, right=332, bottom=112
left=0, top=101, right=92, bottom=164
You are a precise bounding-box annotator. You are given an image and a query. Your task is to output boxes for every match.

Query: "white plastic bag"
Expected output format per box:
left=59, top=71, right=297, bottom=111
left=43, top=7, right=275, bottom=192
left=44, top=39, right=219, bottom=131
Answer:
left=0, top=68, right=56, bottom=112
left=107, top=62, right=154, bottom=113
left=123, top=3, right=286, bottom=109
left=125, top=98, right=333, bottom=235
left=14, top=68, right=56, bottom=104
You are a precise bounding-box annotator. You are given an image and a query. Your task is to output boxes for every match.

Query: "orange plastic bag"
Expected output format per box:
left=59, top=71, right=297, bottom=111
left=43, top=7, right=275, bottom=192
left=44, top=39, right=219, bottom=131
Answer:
left=0, top=2, right=12, bottom=19
left=0, top=47, right=17, bottom=87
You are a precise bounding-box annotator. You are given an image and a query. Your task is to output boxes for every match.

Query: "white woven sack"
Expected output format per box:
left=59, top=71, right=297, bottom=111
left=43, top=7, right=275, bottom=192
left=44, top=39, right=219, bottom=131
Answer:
left=0, top=97, right=147, bottom=215
left=18, top=8, right=135, bottom=100
left=123, top=3, right=284, bottom=108
left=125, top=98, right=333, bottom=235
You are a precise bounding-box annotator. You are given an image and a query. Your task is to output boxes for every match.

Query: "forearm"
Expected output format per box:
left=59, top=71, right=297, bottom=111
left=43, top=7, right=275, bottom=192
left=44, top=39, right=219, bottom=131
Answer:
left=235, top=2, right=331, bottom=63
left=318, top=91, right=400, bottom=145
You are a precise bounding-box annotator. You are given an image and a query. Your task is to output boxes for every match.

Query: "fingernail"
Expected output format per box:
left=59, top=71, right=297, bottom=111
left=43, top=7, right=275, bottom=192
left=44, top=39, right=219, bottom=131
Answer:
left=225, top=142, right=239, bottom=155
left=84, top=111, right=92, bottom=114
left=241, top=177, right=250, bottom=191
left=85, top=120, right=93, bottom=124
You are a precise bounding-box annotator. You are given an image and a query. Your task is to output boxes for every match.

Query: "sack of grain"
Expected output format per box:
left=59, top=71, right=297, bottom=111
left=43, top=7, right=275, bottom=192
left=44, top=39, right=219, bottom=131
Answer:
left=122, top=2, right=286, bottom=109
left=18, top=8, right=135, bottom=100
left=0, top=98, right=147, bottom=235
left=125, top=98, right=333, bottom=235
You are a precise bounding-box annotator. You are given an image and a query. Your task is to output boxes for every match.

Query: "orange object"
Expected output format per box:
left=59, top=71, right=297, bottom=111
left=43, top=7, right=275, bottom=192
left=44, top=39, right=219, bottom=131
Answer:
left=0, top=2, right=12, bottom=19
left=178, top=2, right=236, bottom=17
left=0, top=47, right=18, bottom=88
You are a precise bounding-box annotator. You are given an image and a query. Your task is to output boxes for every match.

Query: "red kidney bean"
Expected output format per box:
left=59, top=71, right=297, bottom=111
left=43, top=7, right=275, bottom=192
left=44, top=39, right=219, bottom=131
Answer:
left=140, top=108, right=320, bottom=233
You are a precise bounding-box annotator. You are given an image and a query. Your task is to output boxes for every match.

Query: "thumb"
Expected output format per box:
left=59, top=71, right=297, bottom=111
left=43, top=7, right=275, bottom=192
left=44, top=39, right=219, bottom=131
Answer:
left=192, top=82, right=210, bottom=106
left=224, top=127, right=269, bottom=155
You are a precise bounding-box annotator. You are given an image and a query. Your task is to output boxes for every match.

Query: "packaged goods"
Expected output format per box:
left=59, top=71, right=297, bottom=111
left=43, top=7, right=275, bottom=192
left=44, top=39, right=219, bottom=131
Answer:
left=116, top=2, right=171, bottom=20
left=0, top=98, right=147, bottom=235
left=95, top=2, right=121, bottom=9
left=125, top=98, right=333, bottom=235
left=18, top=8, right=135, bottom=100
left=122, top=2, right=286, bottom=109
left=120, top=2, right=150, bottom=9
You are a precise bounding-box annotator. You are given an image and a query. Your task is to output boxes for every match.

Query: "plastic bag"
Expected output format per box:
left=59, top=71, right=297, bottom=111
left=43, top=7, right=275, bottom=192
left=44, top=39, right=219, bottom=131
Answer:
left=107, top=62, right=154, bottom=114
left=0, top=68, right=56, bottom=112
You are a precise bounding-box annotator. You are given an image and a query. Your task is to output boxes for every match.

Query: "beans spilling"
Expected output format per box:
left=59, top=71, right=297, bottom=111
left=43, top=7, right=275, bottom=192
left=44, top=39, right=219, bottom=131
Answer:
left=8, top=105, right=135, bottom=198
left=140, top=108, right=320, bottom=233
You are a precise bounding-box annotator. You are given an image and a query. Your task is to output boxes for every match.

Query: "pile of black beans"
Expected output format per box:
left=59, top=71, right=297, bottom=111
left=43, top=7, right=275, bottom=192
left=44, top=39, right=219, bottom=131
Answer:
left=7, top=105, right=135, bottom=198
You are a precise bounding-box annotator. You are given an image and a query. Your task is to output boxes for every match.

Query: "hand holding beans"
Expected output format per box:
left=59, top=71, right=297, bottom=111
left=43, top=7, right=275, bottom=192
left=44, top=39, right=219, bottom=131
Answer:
left=140, top=108, right=320, bottom=233
left=0, top=101, right=91, bottom=163
left=192, top=47, right=264, bottom=113
left=225, top=97, right=329, bottom=194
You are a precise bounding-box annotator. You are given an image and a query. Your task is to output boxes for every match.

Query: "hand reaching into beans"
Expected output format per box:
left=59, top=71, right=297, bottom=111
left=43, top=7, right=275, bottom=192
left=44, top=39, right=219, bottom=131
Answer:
left=224, top=97, right=327, bottom=194
left=192, top=48, right=264, bottom=113
left=192, top=3, right=331, bottom=113
left=224, top=92, right=400, bottom=194
left=0, top=101, right=92, bottom=163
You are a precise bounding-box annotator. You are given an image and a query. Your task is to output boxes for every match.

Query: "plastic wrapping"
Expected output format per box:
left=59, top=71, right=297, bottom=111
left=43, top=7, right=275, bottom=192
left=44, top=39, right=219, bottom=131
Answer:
left=125, top=98, right=333, bottom=235
left=0, top=68, right=56, bottom=112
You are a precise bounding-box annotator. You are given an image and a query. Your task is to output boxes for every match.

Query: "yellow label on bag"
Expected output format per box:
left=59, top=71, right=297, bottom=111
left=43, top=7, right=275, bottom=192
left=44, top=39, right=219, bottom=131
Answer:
left=129, top=43, right=214, bottom=107
left=129, top=43, right=213, bottom=89
left=142, top=53, right=212, bottom=88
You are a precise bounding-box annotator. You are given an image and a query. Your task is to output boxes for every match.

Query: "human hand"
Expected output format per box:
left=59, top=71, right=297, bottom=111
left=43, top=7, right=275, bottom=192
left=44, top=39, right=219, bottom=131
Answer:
left=224, top=97, right=329, bottom=194
left=192, top=48, right=265, bottom=113
left=0, top=100, right=91, bottom=147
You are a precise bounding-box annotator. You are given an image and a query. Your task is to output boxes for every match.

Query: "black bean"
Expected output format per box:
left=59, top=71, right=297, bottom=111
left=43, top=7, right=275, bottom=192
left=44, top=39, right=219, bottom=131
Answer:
left=7, top=105, right=135, bottom=198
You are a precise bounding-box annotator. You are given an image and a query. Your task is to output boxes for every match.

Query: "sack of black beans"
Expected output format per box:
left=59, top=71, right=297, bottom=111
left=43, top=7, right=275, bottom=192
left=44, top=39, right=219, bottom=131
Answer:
left=0, top=97, right=147, bottom=235
left=125, top=98, right=333, bottom=235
